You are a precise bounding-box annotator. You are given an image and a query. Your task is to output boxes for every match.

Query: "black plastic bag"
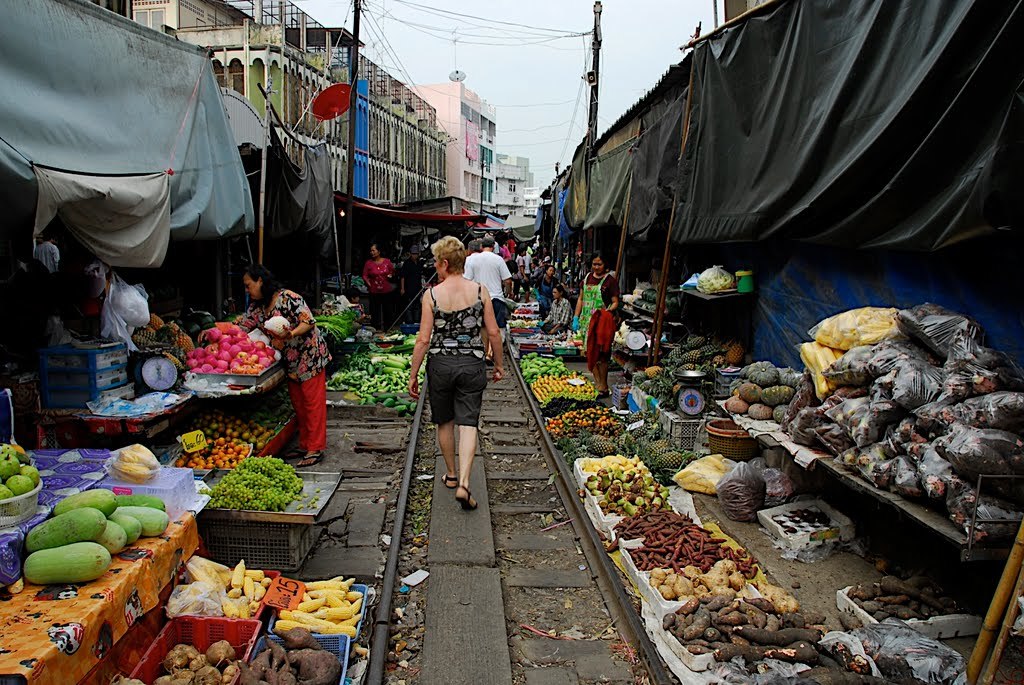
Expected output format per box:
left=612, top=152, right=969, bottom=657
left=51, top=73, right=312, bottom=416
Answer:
left=780, top=372, right=819, bottom=431
left=867, top=339, right=936, bottom=377
left=788, top=407, right=829, bottom=446
left=946, top=392, right=1024, bottom=433
left=717, top=461, right=766, bottom=522
left=897, top=302, right=984, bottom=357
left=891, top=456, right=923, bottom=498
left=814, top=422, right=856, bottom=456
left=875, top=359, right=945, bottom=410
left=935, top=423, right=1024, bottom=502
left=824, top=345, right=876, bottom=387
left=852, top=619, right=967, bottom=683
left=946, top=475, right=1023, bottom=543
left=825, top=397, right=897, bottom=449
left=918, top=443, right=953, bottom=501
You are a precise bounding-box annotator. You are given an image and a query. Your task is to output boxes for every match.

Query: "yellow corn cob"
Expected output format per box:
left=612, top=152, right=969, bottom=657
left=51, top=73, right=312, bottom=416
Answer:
left=339, top=616, right=359, bottom=627
left=253, top=584, right=267, bottom=602
left=243, top=577, right=255, bottom=599
left=346, top=591, right=363, bottom=602
left=303, top=593, right=312, bottom=602
left=221, top=598, right=239, bottom=618
left=308, top=589, right=349, bottom=599
left=273, top=620, right=307, bottom=634
left=261, top=577, right=273, bottom=588
left=231, top=560, right=246, bottom=589
left=238, top=601, right=250, bottom=619
left=304, top=580, right=346, bottom=591
left=297, top=597, right=327, bottom=613
left=288, top=611, right=349, bottom=633
left=279, top=610, right=295, bottom=621
left=227, top=588, right=243, bottom=599
left=350, top=598, right=363, bottom=615
left=244, top=570, right=265, bottom=581
left=313, top=605, right=354, bottom=621
left=249, top=601, right=260, bottom=615
left=324, top=594, right=347, bottom=609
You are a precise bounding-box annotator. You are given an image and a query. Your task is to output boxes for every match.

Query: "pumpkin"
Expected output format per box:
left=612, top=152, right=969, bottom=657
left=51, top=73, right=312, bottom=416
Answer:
left=773, top=405, right=787, bottom=423
left=760, top=385, right=796, bottom=407
left=724, top=396, right=750, bottom=415
left=746, top=362, right=780, bottom=387
left=777, top=367, right=803, bottom=388
left=747, top=403, right=774, bottom=421
left=738, top=383, right=762, bottom=404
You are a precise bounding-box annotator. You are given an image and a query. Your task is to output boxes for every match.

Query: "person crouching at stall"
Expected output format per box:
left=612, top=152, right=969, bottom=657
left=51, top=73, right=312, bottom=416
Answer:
left=240, top=264, right=331, bottom=467
left=572, top=252, right=620, bottom=398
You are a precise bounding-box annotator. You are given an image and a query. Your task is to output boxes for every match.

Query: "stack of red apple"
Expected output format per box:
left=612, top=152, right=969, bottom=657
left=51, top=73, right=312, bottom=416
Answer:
left=186, top=324, right=278, bottom=375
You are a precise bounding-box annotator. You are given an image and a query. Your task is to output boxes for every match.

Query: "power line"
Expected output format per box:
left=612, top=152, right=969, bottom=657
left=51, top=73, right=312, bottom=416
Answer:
left=387, top=0, right=587, bottom=36
left=364, top=2, right=588, bottom=41
left=500, top=119, right=575, bottom=133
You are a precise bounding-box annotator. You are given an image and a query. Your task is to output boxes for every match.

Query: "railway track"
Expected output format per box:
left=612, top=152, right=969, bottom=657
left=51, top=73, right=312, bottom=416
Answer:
left=366, top=346, right=672, bottom=684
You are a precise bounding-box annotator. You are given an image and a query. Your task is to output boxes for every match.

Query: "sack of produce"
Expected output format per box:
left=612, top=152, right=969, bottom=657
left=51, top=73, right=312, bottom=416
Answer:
left=166, top=581, right=224, bottom=617
left=866, top=339, right=935, bottom=377
left=716, top=461, right=765, bottom=522
left=848, top=619, right=966, bottom=684
left=799, top=342, right=844, bottom=399
left=874, top=359, right=944, bottom=410
left=849, top=443, right=896, bottom=488
left=917, top=443, right=953, bottom=500
left=824, top=345, right=876, bottom=387
left=890, top=456, right=923, bottom=498
left=780, top=373, right=819, bottom=431
left=814, top=422, right=856, bottom=456
left=809, top=307, right=902, bottom=351
left=947, top=475, right=1022, bottom=542
left=787, top=407, right=829, bottom=446
left=935, top=422, right=1024, bottom=502
left=897, top=303, right=983, bottom=357
left=748, top=458, right=796, bottom=508
left=945, top=323, right=1023, bottom=384
left=106, top=444, right=160, bottom=483
left=827, top=396, right=902, bottom=449
left=943, top=391, right=1024, bottom=433
left=672, top=454, right=735, bottom=495
left=695, top=265, right=735, bottom=294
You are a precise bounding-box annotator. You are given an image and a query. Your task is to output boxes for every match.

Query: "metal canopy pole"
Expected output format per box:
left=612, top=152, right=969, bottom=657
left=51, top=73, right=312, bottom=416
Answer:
left=257, top=74, right=273, bottom=264
left=343, top=0, right=362, bottom=281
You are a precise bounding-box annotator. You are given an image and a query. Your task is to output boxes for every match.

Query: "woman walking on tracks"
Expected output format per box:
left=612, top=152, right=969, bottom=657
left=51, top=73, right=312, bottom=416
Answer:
left=408, top=236, right=504, bottom=510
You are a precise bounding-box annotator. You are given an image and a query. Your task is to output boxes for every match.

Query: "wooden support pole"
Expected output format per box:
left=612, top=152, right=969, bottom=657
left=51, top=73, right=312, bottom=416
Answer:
left=613, top=188, right=631, bottom=282
left=650, top=60, right=696, bottom=364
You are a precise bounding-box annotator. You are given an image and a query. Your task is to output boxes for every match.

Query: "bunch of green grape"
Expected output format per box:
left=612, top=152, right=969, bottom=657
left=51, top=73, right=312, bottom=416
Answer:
left=204, top=457, right=304, bottom=511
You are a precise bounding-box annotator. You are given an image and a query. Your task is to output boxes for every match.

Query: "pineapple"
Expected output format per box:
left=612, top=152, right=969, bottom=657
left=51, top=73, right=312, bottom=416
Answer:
left=149, top=313, right=165, bottom=329
left=724, top=340, right=745, bottom=366
left=132, top=327, right=158, bottom=348
left=685, top=334, right=707, bottom=350
left=679, top=349, right=703, bottom=364
left=651, top=450, right=690, bottom=471
left=589, top=436, right=617, bottom=457
left=697, top=342, right=720, bottom=359
left=645, top=366, right=663, bottom=379
left=711, top=354, right=727, bottom=367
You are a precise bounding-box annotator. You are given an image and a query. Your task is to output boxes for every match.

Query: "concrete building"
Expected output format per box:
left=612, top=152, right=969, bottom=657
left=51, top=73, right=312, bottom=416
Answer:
left=523, top=186, right=542, bottom=218
left=90, top=0, right=131, bottom=17
left=133, top=0, right=445, bottom=203
left=415, top=82, right=497, bottom=212
left=494, top=154, right=534, bottom=217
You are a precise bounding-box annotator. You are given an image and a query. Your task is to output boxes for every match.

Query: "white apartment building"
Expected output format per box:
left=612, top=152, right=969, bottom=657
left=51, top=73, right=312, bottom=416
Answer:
left=494, top=154, right=534, bottom=216
left=416, top=82, right=497, bottom=211
left=523, top=186, right=542, bottom=218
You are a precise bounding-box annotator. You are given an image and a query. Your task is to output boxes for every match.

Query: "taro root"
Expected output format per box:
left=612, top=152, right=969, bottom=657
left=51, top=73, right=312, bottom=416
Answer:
left=205, top=640, right=236, bottom=667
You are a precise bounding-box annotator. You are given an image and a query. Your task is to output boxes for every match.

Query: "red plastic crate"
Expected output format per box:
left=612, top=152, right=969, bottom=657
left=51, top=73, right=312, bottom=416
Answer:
left=129, top=616, right=262, bottom=684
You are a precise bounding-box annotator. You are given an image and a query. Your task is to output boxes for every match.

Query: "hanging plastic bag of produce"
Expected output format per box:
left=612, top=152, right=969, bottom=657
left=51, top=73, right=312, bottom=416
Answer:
left=695, top=265, right=735, bottom=294
left=918, top=444, right=953, bottom=500
left=946, top=476, right=1022, bottom=542
left=672, top=454, right=735, bottom=495
left=716, top=461, right=765, bottom=522
left=809, top=307, right=902, bottom=351
left=934, top=423, right=1024, bottom=502
left=897, top=302, right=983, bottom=357
left=107, top=273, right=151, bottom=328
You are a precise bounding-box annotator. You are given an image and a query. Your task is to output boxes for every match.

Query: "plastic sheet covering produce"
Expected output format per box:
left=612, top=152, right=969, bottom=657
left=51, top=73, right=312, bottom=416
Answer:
left=897, top=303, right=984, bottom=357
left=809, top=307, right=902, bottom=350
left=935, top=423, right=1024, bottom=502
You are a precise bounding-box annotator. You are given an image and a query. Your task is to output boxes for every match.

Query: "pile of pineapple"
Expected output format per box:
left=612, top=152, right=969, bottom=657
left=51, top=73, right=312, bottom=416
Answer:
left=561, top=411, right=697, bottom=480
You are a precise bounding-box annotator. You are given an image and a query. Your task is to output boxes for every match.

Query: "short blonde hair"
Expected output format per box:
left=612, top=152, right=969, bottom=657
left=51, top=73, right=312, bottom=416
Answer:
left=431, top=236, right=466, bottom=273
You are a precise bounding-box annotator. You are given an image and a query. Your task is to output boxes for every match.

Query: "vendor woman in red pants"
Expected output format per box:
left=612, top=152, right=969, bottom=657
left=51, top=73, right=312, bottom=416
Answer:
left=240, top=264, right=330, bottom=467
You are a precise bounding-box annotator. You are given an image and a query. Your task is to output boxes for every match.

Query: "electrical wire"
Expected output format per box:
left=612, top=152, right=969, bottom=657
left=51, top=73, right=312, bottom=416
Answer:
left=364, top=5, right=588, bottom=41
left=387, top=0, right=587, bottom=36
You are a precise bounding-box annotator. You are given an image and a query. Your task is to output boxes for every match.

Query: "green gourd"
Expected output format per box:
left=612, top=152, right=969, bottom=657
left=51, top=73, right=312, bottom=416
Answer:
left=113, top=494, right=165, bottom=511
left=109, top=513, right=142, bottom=544
left=96, top=520, right=128, bottom=554
left=53, top=489, right=118, bottom=518
left=24, top=542, right=111, bottom=584
left=111, top=506, right=169, bottom=536
left=26, top=508, right=108, bottom=553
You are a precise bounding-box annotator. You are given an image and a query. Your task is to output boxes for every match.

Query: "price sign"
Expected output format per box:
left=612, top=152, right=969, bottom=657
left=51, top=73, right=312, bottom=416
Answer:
left=566, top=378, right=586, bottom=386
left=627, top=420, right=645, bottom=432
left=263, top=576, right=307, bottom=611
left=180, top=430, right=207, bottom=453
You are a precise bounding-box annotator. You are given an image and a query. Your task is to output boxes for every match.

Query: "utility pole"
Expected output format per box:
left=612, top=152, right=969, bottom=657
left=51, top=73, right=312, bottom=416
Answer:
left=584, top=1, right=602, bottom=258
left=343, top=0, right=361, bottom=279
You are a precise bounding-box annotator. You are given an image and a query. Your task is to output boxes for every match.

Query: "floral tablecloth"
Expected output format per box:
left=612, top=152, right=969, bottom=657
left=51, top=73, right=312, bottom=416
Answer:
left=0, top=514, right=198, bottom=685
left=0, top=449, right=111, bottom=586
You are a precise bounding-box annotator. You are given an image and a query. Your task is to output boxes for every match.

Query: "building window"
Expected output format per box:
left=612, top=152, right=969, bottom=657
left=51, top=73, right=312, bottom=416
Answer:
left=508, top=182, right=516, bottom=193
left=212, top=60, right=226, bottom=88
left=134, top=9, right=165, bottom=29
left=228, top=59, right=244, bottom=96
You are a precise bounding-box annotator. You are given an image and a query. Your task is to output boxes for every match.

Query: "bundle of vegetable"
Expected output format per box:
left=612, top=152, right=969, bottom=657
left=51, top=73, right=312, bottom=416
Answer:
left=203, top=457, right=303, bottom=512
left=662, top=591, right=821, bottom=664
left=624, top=520, right=760, bottom=578
left=582, top=467, right=671, bottom=518
left=273, top=576, right=363, bottom=637
left=153, top=641, right=243, bottom=685
left=531, top=374, right=597, bottom=404
left=546, top=407, right=624, bottom=439
left=187, top=324, right=277, bottom=375
left=241, top=628, right=343, bottom=685
left=845, top=575, right=960, bottom=623
left=520, top=353, right=569, bottom=383
left=314, top=312, right=358, bottom=346
left=23, top=490, right=168, bottom=585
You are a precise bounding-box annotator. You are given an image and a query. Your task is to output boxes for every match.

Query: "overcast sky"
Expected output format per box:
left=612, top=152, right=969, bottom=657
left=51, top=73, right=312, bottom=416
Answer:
left=296, top=0, right=717, bottom=188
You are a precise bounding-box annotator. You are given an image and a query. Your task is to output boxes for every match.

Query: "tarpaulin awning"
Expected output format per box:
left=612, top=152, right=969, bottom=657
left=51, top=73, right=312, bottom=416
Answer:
left=672, top=0, right=1024, bottom=250
left=333, top=194, right=484, bottom=223
left=627, top=87, right=687, bottom=238
left=0, top=0, right=253, bottom=265
left=505, top=216, right=539, bottom=242
left=583, top=141, right=633, bottom=232
left=266, top=129, right=334, bottom=256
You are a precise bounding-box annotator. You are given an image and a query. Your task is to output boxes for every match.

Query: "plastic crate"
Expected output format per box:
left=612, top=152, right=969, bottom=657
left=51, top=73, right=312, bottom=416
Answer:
left=101, top=466, right=202, bottom=520
left=45, top=365, right=128, bottom=389
left=255, top=632, right=349, bottom=685
left=399, top=323, right=419, bottom=335
left=41, top=381, right=134, bottom=409
left=130, top=616, right=262, bottom=684
left=40, top=343, right=128, bottom=372
left=657, top=410, right=703, bottom=451
left=198, top=517, right=316, bottom=571
left=268, top=582, right=368, bottom=638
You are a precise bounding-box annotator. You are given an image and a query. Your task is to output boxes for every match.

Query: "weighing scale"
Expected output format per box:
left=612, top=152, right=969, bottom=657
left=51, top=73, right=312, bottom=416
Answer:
left=625, top=329, right=648, bottom=352
left=674, top=369, right=710, bottom=416
left=138, top=354, right=179, bottom=392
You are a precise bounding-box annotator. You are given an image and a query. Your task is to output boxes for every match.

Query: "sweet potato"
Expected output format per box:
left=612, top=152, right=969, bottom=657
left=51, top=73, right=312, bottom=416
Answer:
left=875, top=594, right=910, bottom=605
left=879, top=575, right=944, bottom=610
left=729, top=634, right=751, bottom=646
left=677, top=597, right=700, bottom=616
left=733, top=626, right=822, bottom=646
left=714, top=610, right=746, bottom=627
left=662, top=614, right=677, bottom=631
left=279, top=627, right=321, bottom=651
left=743, top=597, right=777, bottom=614
left=740, top=602, right=768, bottom=629
left=682, top=608, right=711, bottom=640
left=704, top=595, right=733, bottom=613
left=287, top=649, right=341, bottom=685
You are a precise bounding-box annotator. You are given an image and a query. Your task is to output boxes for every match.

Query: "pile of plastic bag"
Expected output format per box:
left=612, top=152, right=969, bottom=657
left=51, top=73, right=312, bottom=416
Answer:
left=781, top=303, right=1024, bottom=542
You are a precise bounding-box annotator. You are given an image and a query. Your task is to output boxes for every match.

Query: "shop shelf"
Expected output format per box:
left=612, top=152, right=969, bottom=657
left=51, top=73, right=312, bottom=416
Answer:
left=130, top=616, right=261, bottom=684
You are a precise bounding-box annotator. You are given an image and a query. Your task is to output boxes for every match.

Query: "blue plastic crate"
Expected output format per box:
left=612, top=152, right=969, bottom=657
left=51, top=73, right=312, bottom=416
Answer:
left=254, top=633, right=349, bottom=685
left=40, top=343, right=127, bottom=372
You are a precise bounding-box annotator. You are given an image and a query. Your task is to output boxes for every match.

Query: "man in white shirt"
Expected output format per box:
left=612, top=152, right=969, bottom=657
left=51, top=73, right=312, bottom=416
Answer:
left=464, top=236, right=512, bottom=360
left=33, top=235, right=60, bottom=273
